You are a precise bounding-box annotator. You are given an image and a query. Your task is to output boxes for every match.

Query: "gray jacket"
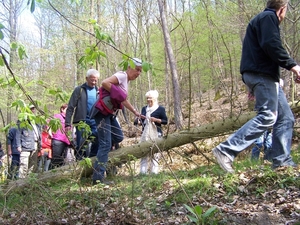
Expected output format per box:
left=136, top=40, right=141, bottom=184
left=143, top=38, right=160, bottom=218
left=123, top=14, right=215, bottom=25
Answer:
left=65, top=83, right=98, bottom=127
left=16, top=121, right=41, bottom=152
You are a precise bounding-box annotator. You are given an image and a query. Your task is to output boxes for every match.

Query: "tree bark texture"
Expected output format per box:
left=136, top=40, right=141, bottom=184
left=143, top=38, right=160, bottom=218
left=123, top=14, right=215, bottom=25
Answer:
left=157, top=0, right=184, bottom=130
left=4, top=111, right=256, bottom=191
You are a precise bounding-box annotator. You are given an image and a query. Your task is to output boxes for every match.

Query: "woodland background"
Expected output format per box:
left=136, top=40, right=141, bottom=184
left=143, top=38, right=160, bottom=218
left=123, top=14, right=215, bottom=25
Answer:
left=1, top=1, right=300, bottom=224
left=0, top=0, right=300, bottom=138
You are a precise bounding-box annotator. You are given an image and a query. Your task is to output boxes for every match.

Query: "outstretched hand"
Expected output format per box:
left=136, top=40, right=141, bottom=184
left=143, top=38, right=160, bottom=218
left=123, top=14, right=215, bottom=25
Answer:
left=291, top=65, right=300, bottom=83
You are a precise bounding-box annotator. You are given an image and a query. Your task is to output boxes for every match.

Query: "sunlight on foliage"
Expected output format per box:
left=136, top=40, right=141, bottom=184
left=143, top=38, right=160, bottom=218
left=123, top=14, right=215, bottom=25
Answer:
left=79, top=157, right=93, bottom=168
left=10, top=42, right=28, bottom=60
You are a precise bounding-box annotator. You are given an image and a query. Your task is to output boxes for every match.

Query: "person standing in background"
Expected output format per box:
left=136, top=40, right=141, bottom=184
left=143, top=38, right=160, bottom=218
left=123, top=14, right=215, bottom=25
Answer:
left=7, top=127, right=21, bottom=179
left=135, top=90, right=168, bottom=174
left=51, top=104, right=70, bottom=169
left=38, top=125, right=52, bottom=172
left=65, top=69, right=99, bottom=160
left=17, top=105, right=42, bottom=178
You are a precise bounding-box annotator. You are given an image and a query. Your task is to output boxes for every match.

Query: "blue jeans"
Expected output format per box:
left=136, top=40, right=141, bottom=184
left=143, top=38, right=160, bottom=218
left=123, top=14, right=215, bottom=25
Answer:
left=251, top=131, right=272, bottom=160
left=92, top=114, right=124, bottom=181
left=217, top=72, right=295, bottom=168
left=75, top=118, right=98, bottom=160
left=10, top=154, right=20, bottom=179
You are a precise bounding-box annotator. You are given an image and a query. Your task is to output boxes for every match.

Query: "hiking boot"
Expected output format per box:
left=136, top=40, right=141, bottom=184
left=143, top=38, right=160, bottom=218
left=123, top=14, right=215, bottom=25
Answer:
left=212, top=148, right=234, bottom=173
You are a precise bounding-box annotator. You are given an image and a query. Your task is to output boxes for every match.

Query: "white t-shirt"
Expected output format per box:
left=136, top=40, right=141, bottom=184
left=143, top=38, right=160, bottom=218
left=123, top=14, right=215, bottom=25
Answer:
left=113, top=71, right=128, bottom=94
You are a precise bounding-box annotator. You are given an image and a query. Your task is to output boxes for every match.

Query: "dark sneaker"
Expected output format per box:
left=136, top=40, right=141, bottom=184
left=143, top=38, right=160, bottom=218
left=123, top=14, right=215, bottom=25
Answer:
left=92, top=179, right=114, bottom=186
left=272, top=162, right=298, bottom=170
left=102, top=180, right=114, bottom=185
left=212, top=148, right=234, bottom=173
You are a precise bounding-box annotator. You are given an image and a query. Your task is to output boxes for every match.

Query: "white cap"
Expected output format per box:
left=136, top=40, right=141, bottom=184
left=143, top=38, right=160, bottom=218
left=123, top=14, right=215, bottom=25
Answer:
left=132, top=58, right=142, bottom=67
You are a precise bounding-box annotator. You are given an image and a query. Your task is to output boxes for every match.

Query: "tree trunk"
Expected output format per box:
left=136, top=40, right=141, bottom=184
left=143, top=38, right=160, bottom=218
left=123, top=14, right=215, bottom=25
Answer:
left=157, top=0, right=183, bottom=130
left=4, top=111, right=256, bottom=191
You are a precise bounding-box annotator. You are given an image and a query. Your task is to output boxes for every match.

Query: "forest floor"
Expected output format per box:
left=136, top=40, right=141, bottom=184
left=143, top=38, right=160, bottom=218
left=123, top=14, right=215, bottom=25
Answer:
left=109, top=87, right=300, bottom=225
left=1, top=87, right=300, bottom=225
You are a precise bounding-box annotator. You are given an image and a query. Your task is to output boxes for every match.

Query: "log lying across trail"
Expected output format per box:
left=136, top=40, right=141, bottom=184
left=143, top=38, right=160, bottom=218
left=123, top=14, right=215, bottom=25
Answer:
left=3, top=111, right=257, bottom=192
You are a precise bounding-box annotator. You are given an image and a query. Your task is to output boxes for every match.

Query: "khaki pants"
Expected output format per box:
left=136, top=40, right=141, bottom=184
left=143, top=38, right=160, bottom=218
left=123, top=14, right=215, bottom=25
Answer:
left=19, top=150, right=38, bottom=178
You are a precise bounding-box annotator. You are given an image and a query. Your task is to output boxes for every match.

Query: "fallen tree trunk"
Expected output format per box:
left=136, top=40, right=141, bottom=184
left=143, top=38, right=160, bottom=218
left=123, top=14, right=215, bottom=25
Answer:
left=4, top=102, right=300, bottom=191
left=3, top=111, right=256, bottom=192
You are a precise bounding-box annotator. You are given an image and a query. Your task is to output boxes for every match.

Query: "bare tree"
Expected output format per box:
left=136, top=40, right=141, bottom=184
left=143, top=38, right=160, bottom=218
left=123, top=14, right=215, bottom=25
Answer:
left=157, top=0, right=183, bottom=130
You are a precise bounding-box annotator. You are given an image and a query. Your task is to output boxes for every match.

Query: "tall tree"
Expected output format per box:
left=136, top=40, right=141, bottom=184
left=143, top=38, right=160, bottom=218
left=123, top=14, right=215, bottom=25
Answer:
left=157, top=0, right=183, bottom=130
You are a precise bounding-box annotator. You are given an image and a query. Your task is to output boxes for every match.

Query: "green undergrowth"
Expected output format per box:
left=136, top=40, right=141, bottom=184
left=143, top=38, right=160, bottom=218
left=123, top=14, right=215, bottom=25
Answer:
left=0, top=148, right=299, bottom=224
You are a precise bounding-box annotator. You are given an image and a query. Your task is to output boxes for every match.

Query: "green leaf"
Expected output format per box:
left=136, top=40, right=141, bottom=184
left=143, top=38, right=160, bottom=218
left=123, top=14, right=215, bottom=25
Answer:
left=129, top=60, right=135, bottom=69
left=186, top=215, right=198, bottom=223
left=48, top=118, right=62, bottom=133
left=184, top=204, right=196, bottom=216
left=95, top=29, right=102, bottom=40
left=0, top=56, right=4, bottom=66
left=107, top=36, right=116, bottom=46
left=203, top=206, right=217, bottom=218
left=78, top=56, right=86, bottom=65
left=0, top=30, right=3, bottom=40
left=194, top=205, right=203, bottom=216
left=11, top=42, right=18, bottom=50
left=18, top=45, right=28, bottom=60
left=142, top=62, right=150, bottom=72
left=97, top=50, right=106, bottom=58
left=88, top=19, right=97, bottom=24
left=79, top=157, right=93, bottom=168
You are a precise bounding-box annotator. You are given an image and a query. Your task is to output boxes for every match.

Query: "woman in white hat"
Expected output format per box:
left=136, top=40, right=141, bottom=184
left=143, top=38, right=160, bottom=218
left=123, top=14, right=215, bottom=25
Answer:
left=136, top=90, right=168, bottom=174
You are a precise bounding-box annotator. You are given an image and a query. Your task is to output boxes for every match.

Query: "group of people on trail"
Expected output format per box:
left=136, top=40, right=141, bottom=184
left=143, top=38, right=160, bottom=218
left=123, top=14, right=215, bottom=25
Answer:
left=1, top=58, right=169, bottom=183
left=65, top=59, right=168, bottom=185
left=5, top=104, right=74, bottom=180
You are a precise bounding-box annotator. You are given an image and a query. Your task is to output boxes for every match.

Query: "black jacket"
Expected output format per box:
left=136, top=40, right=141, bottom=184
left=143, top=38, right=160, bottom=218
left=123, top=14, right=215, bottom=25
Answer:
left=65, top=83, right=98, bottom=127
left=7, top=127, right=20, bottom=155
left=240, top=8, right=297, bottom=81
left=135, top=105, right=168, bottom=136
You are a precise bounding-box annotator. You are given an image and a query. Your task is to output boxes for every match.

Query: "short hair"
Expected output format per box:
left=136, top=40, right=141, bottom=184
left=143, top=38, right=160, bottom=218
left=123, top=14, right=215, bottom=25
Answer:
left=86, top=69, right=100, bottom=78
left=267, top=0, right=289, bottom=10
left=145, top=90, right=159, bottom=100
